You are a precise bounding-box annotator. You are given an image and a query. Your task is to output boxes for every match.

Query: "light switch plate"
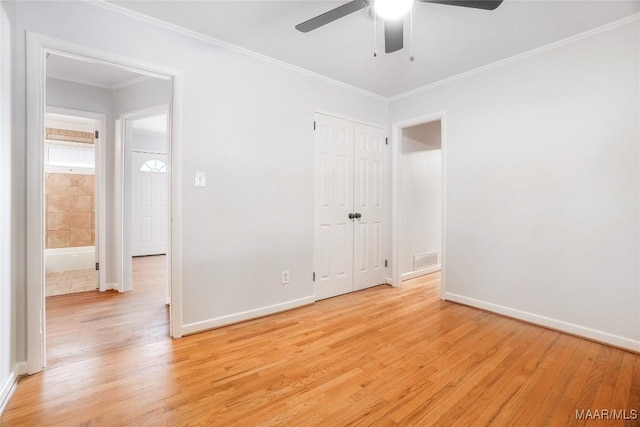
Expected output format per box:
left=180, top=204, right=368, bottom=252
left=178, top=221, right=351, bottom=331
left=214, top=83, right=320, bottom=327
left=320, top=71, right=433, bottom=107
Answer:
left=281, top=270, right=290, bottom=285
left=195, top=171, right=206, bottom=188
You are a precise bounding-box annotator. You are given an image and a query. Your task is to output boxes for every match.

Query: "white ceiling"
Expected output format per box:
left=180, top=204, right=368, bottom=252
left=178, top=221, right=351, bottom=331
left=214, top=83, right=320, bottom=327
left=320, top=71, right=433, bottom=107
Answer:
left=46, top=53, right=150, bottom=89
left=108, top=0, right=639, bottom=98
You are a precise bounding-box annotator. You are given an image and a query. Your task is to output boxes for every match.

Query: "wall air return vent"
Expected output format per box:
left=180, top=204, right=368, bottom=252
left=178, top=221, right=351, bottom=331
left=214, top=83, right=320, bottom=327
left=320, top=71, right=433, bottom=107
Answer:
left=413, top=251, right=439, bottom=271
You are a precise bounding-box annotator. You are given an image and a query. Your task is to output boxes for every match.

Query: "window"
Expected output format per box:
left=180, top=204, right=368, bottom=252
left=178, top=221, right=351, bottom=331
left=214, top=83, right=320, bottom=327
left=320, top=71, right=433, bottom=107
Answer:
left=45, top=144, right=95, bottom=169
left=140, top=159, right=167, bottom=173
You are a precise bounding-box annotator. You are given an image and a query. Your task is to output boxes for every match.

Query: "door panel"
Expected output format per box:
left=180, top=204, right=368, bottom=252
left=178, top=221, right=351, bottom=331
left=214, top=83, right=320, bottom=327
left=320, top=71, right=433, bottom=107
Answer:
left=313, top=115, right=386, bottom=299
left=132, top=152, right=167, bottom=256
left=139, top=216, right=152, bottom=244
left=353, top=123, right=386, bottom=291
left=314, top=113, right=354, bottom=300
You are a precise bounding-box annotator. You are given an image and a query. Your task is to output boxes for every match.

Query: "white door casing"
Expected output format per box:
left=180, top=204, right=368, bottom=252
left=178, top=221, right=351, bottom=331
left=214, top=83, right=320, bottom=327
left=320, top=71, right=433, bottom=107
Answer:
left=313, top=113, right=387, bottom=300
left=27, top=34, right=184, bottom=376
left=314, top=114, right=354, bottom=300
left=353, top=123, right=386, bottom=291
left=132, top=152, right=168, bottom=256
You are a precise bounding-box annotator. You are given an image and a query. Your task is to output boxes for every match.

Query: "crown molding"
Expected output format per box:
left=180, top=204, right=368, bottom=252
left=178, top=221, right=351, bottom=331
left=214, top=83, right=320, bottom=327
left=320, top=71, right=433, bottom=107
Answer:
left=389, top=13, right=640, bottom=103
left=85, top=0, right=388, bottom=103
left=83, top=2, right=639, bottom=103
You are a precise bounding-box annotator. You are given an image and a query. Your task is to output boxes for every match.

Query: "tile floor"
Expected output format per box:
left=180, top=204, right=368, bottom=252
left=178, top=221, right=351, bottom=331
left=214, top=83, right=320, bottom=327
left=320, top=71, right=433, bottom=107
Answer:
left=45, top=268, right=97, bottom=297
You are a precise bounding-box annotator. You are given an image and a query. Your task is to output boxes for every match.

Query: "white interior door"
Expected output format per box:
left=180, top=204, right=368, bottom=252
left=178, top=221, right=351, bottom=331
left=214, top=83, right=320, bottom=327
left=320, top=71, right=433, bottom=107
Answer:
left=132, top=151, right=167, bottom=256
left=314, top=114, right=354, bottom=300
left=314, top=113, right=387, bottom=300
left=353, top=123, right=386, bottom=291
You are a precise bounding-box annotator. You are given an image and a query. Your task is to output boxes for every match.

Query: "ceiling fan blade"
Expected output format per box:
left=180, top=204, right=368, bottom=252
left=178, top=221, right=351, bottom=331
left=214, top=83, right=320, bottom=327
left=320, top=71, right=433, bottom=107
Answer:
left=384, top=19, right=404, bottom=53
left=418, top=0, right=503, bottom=10
left=295, top=0, right=370, bottom=33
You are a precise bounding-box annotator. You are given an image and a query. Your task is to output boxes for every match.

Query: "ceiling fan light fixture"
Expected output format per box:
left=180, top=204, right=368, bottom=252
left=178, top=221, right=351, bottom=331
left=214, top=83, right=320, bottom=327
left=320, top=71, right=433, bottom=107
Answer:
left=374, top=0, right=415, bottom=20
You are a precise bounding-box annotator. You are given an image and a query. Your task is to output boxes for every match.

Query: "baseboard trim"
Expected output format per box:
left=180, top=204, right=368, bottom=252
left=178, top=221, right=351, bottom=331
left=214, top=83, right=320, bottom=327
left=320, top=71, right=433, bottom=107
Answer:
left=1, top=362, right=29, bottom=415
left=0, top=370, right=17, bottom=416
left=444, top=292, right=640, bottom=353
left=401, top=266, right=441, bottom=281
left=385, top=277, right=394, bottom=286
left=181, top=295, right=316, bottom=336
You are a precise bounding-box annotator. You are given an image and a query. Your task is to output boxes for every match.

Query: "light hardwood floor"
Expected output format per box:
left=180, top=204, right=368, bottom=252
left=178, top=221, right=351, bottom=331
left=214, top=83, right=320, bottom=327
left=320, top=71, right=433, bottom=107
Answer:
left=2, top=263, right=639, bottom=426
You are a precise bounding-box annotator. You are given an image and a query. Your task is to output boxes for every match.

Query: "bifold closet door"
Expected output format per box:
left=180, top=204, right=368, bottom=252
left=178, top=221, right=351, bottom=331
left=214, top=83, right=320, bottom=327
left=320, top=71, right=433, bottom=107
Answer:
left=314, top=114, right=355, bottom=300
left=353, top=124, right=386, bottom=291
left=314, top=113, right=386, bottom=300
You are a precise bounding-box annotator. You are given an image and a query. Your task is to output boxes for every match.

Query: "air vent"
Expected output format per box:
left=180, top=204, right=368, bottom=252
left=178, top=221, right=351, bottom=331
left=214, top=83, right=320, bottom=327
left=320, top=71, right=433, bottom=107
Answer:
left=414, top=251, right=439, bottom=271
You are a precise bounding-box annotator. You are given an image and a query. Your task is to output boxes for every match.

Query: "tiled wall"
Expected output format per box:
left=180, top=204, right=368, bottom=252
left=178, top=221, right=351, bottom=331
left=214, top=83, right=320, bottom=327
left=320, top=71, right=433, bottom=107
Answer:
left=45, top=173, right=95, bottom=248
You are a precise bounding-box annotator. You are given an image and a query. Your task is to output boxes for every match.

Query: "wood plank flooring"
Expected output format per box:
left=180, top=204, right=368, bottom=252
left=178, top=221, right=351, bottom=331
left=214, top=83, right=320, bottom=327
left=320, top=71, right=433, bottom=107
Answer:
left=2, top=264, right=639, bottom=426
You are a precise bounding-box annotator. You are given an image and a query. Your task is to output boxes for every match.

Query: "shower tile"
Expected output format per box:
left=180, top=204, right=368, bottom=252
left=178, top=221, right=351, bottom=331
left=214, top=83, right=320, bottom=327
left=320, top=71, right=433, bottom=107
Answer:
left=45, top=173, right=96, bottom=249
left=70, top=229, right=92, bottom=246
left=46, top=213, right=70, bottom=231
left=45, top=173, right=70, bottom=194
left=66, top=186, right=85, bottom=196
left=70, top=213, right=92, bottom=230
left=79, top=175, right=95, bottom=195
left=67, top=175, right=80, bottom=187
left=47, top=230, right=70, bottom=248
left=46, top=195, right=71, bottom=213
left=71, top=195, right=92, bottom=212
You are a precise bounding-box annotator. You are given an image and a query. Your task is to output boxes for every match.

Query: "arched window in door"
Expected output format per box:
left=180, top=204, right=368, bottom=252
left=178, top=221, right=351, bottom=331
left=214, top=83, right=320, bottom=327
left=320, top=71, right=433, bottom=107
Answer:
left=140, top=159, right=166, bottom=173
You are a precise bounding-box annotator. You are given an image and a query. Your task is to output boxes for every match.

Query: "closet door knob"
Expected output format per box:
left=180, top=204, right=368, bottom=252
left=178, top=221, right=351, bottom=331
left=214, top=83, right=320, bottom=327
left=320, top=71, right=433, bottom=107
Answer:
left=355, top=213, right=362, bottom=219
left=348, top=213, right=355, bottom=220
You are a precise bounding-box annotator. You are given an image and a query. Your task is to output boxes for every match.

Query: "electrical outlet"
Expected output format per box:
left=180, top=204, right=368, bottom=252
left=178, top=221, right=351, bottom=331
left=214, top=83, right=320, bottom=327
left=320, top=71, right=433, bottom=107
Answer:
left=281, top=270, right=290, bottom=285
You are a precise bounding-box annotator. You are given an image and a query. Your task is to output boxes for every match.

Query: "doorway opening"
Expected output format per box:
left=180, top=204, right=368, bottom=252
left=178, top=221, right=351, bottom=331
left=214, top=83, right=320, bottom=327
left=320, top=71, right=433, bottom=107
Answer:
left=26, top=33, right=182, bottom=374
left=43, top=111, right=101, bottom=297
left=391, top=112, right=446, bottom=297
left=124, top=110, right=170, bottom=304
left=399, top=120, right=442, bottom=282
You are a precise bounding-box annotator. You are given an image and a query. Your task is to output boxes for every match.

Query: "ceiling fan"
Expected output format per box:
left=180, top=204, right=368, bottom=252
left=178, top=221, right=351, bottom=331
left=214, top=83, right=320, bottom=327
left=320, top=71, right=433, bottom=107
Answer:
left=295, top=0, right=503, bottom=54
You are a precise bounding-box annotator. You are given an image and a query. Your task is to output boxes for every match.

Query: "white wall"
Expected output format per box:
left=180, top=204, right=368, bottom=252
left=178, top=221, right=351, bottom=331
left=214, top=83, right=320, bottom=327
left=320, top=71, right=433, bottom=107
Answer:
left=0, top=0, right=19, bottom=412
left=47, top=77, right=114, bottom=117
left=401, top=121, right=442, bottom=276
left=390, top=21, right=640, bottom=350
left=13, top=0, right=387, bottom=359
left=112, top=78, right=172, bottom=115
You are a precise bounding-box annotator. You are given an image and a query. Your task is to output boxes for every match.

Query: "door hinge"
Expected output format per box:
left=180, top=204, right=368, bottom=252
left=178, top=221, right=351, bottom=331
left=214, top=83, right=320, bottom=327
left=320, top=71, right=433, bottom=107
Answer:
left=95, top=262, right=99, bottom=271
left=313, top=121, right=316, bottom=131
left=313, top=272, right=316, bottom=282
left=385, top=260, right=388, bottom=268
left=95, top=130, right=99, bottom=139
left=385, top=137, right=388, bottom=145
